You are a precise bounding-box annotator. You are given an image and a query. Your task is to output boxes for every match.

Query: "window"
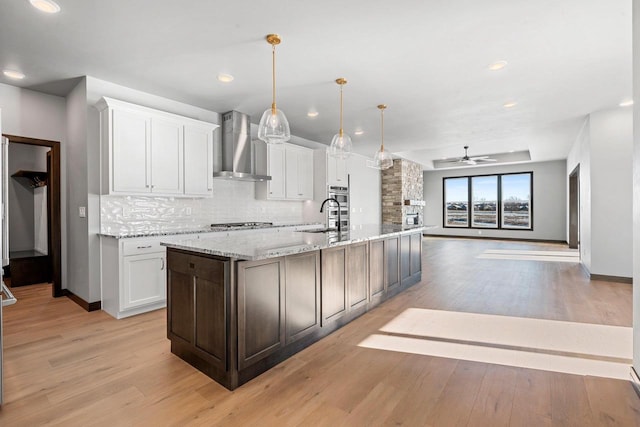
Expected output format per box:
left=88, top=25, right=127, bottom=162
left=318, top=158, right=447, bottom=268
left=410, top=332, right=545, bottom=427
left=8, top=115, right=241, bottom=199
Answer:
left=471, top=175, right=498, bottom=228
left=444, top=177, right=468, bottom=227
left=501, top=173, right=531, bottom=229
left=443, top=172, right=533, bottom=230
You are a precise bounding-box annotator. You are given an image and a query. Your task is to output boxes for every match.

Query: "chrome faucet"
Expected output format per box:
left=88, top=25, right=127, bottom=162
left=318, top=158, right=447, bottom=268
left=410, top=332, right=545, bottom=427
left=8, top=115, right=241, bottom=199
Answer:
left=320, top=198, right=341, bottom=232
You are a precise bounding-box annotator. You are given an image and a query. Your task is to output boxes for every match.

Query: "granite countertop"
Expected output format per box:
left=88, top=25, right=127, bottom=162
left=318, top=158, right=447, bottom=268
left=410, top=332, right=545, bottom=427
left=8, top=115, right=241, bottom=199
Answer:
left=99, top=222, right=323, bottom=239
left=162, top=224, right=426, bottom=261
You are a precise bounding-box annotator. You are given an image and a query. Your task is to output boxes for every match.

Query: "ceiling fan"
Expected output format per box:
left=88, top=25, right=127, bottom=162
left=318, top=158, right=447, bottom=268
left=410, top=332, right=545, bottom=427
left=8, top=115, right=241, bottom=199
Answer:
left=441, top=146, right=497, bottom=165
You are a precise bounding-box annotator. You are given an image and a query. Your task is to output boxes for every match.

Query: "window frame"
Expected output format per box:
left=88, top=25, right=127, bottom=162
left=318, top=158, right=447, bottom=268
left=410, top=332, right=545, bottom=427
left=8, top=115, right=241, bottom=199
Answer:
left=442, top=171, right=533, bottom=231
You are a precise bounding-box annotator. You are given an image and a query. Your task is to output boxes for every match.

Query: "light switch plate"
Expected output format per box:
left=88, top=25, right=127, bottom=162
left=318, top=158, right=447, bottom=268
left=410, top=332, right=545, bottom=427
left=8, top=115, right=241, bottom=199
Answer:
left=79, top=206, right=86, bottom=218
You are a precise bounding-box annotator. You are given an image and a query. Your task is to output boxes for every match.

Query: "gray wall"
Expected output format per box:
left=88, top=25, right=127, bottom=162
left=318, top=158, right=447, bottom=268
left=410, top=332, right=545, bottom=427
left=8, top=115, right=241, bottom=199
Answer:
left=632, top=0, right=640, bottom=379
left=8, top=143, right=49, bottom=253
left=0, top=83, right=67, bottom=283
left=423, top=160, right=567, bottom=241
left=567, top=108, right=633, bottom=278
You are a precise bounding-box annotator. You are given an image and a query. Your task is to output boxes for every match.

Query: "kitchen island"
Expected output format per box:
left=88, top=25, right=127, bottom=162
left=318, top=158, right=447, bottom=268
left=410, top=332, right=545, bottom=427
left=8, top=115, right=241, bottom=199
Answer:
left=162, top=225, right=424, bottom=390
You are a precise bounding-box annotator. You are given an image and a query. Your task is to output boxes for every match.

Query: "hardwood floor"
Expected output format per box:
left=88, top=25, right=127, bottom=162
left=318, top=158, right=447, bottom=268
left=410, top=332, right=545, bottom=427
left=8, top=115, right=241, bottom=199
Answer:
left=1, top=237, right=639, bottom=426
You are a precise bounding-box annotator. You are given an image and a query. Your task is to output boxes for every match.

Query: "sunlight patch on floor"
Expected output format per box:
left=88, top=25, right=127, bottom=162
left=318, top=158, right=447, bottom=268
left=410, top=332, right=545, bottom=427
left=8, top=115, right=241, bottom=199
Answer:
left=359, top=308, right=632, bottom=380
left=477, top=249, right=580, bottom=263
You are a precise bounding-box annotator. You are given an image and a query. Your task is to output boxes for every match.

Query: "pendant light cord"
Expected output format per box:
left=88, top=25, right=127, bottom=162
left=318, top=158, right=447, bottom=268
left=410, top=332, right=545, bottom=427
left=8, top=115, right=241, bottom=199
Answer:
left=272, top=44, right=277, bottom=113
left=339, top=84, right=344, bottom=137
left=380, top=108, right=385, bottom=152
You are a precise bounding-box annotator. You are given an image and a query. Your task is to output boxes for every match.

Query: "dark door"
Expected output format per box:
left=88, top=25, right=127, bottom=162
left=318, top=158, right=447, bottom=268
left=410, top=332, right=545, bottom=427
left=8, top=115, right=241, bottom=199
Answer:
left=569, top=165, right=580, bottom=249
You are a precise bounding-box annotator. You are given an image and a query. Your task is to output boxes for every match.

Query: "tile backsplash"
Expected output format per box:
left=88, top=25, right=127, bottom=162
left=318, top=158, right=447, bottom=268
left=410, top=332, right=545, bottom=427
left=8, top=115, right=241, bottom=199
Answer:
left=100, top=180, right=307, bottom=235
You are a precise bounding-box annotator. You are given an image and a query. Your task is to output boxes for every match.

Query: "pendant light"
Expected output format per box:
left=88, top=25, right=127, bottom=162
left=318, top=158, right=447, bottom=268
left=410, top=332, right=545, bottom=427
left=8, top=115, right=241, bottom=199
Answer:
left=327, top=78, right=353, bottom=159
left=368, top=104, right=394, bottom=170
left=258, top=34, right=290, bottom=144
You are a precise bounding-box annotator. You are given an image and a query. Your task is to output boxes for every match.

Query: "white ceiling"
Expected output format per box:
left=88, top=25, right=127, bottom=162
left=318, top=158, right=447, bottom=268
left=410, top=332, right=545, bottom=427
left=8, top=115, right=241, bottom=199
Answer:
left=0, top=0, right=631, bottom=169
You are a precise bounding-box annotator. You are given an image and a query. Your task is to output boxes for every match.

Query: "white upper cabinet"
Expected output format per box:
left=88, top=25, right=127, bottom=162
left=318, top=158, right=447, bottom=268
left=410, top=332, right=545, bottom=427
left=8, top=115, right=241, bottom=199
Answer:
left=267, top=144, right=286, bottom=199
left=255, top=142, right=313, bottom=201
left=111, top=108, right=151, bottom=193
left=184, top=123, right=215, bottom=196
left=97, top=97, right=218, bottom=197
left=327, top=154, right=348, bottom=186
left=150, top=117, right=184, bottom=195
left=285, top=145, right=313, bottom=199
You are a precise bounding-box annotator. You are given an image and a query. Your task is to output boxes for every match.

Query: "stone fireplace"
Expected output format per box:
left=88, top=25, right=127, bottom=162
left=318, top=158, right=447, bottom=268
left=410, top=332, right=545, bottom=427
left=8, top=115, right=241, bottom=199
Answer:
left=381, top=159, right=424, bottom=226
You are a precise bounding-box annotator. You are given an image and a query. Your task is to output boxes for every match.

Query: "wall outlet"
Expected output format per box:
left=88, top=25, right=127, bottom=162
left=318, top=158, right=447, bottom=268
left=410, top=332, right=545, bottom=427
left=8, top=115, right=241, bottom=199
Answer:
left=185, top=207, right=192, bottom=216
left=478, top=230, right=482, bottom=235
left=79, top=206, right=86, bottom=218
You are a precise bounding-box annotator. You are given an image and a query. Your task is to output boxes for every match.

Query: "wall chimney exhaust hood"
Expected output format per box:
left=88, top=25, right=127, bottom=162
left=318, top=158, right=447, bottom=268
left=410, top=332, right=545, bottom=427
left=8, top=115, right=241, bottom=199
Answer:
left=213, top=111, right=271, bottom=182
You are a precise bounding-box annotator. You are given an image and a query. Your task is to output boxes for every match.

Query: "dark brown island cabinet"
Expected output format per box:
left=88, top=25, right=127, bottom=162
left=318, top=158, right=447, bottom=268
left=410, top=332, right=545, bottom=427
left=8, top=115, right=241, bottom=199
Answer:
left=166, top=229, right=423, bottom=390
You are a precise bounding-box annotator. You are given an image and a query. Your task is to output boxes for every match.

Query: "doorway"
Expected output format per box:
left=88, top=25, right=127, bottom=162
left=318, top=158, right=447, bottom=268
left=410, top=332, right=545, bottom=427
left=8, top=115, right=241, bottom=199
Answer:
left=569, top=165, right=580, bottom=250
left=2, top=134, right=62, bottom=297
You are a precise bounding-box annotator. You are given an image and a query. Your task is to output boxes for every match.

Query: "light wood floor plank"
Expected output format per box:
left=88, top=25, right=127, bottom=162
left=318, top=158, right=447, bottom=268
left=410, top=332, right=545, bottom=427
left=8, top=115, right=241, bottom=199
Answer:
left=0, top=237, right=637, bottom=426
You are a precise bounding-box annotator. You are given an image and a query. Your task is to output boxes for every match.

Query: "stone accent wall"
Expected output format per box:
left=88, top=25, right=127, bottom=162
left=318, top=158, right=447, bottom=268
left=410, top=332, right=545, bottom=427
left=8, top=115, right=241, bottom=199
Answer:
left=381, top=159, right=424, bottom=225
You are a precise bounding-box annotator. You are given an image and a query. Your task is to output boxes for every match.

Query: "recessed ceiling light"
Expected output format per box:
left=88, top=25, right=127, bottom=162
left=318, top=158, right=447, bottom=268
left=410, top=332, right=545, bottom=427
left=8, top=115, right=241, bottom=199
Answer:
left=509, top=150, right=515, bottom=153
left=619, top=99, right=634, bottom=107
left=307, top=111, right=319, bottom=118
left=354, top=130, right=364, bottom=136
left=3, top=69, right=25, bottom=80
left=488, top=60, right=508, bottom=71
left=216, top=73, right=234, bottom=83
left=503, top=101, right=517, bottom=108
left=29, top=0, right=61, bottom=13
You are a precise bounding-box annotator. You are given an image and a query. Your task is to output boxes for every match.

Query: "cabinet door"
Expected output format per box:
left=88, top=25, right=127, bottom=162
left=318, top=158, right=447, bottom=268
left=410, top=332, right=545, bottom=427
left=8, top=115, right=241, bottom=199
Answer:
left=321, top=246, right=347, bottom=325
left=285, top=251, right=320, bottom=344
left=400, top=234, right=412, bottom=285
left=237, top=258, right=285, bottom=370
left=327, top=154, right=348, bottom=186
left=369, top=239, right=385, bottom=300
left=410, top=232, right=422, bottom=276
left=150, top=117, right=184, bottom=194
left=385, top=236, right=400, bottom=291
left=184, top=124, right=214, bottom=196
left=267, top=144, right=286, bottom=199
left=112, top=108, right=151, bottom=193
left=285, top=146, right=314, bottom=200
left=122, top=252, right=166, bottom=310
left=347, top=242, right=368, bottom=311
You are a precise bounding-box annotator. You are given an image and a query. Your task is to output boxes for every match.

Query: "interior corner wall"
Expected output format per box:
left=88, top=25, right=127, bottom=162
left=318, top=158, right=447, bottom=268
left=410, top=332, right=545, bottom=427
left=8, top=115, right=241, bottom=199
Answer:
left=631, top=0, right=640, bottom=374
left=66, top=78, right=91, bottom=301
left=0, top=82, right=68, bottom=289
left=566, top=118, right=592, bottom=272
left=423, top=160, right=566, bottom=241
left=589, top=108, right=633, bottom=277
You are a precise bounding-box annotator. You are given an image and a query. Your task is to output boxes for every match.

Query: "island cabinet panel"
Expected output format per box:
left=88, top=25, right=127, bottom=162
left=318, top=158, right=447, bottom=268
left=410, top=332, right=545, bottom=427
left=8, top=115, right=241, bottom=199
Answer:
left=385, top=236, right=400, bottom=292
left=347, top=242, right=369, bottom=311
left=321, top=246, right=347, bottom=325
left=285, top=251, right=321, bottom=344
left=400, top=234, right=412, bottom=286
left=369, top=239, right=385, bottom=303
left=167, top=250, right=228, bottom=372
left=410, top=232, right=422, bottom=277
left=237, top=259, right=285, bottom=370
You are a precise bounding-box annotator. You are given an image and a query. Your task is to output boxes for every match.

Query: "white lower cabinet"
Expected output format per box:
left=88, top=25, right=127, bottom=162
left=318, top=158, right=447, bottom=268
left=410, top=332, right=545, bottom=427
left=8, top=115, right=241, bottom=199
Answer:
left=101, top=236, right=170, bottom=319
left=121, top=252, right=166, bottom=311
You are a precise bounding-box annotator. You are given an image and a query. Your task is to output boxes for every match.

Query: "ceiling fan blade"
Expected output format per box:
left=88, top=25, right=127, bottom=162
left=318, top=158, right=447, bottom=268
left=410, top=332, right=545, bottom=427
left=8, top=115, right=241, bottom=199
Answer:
left=439, top=158, right=463, bottom=163
left=463, top=159, right=477, bottom=165
left=477, top=158, right=497, bottom=162
left=469, top=156, right=489, bottom=160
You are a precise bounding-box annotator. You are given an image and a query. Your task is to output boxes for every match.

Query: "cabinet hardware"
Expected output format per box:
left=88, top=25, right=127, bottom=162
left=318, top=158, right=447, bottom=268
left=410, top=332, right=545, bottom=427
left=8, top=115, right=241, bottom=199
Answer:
left=137, top=245, right=153, bottom=249
left=160, top=258, right=165, bottom=270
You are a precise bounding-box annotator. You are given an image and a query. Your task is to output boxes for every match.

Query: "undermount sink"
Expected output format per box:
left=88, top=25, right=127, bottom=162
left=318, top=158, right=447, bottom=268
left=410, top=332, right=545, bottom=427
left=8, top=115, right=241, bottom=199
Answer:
left=299, top=228, right=340, bottom=233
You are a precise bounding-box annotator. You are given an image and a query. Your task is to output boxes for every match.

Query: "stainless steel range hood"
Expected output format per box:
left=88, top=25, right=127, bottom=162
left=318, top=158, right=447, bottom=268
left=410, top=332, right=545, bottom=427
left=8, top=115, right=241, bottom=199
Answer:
left=213, top=111, right=271, bottom=182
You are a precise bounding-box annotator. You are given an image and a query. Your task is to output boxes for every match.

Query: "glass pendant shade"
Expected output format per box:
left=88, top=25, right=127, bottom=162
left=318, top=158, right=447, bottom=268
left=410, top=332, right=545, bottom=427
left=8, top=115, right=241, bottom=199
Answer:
left=328, top=132, right=353, bottom=159
left=327, top=78, right=352, bottom=158
left=258, top=34, right=290, bottom=144
left=367, top=104, right=393, bottom=170
left=372, top=147, right=393, bottom=169
left=258, top=107, right=290, bottom=144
